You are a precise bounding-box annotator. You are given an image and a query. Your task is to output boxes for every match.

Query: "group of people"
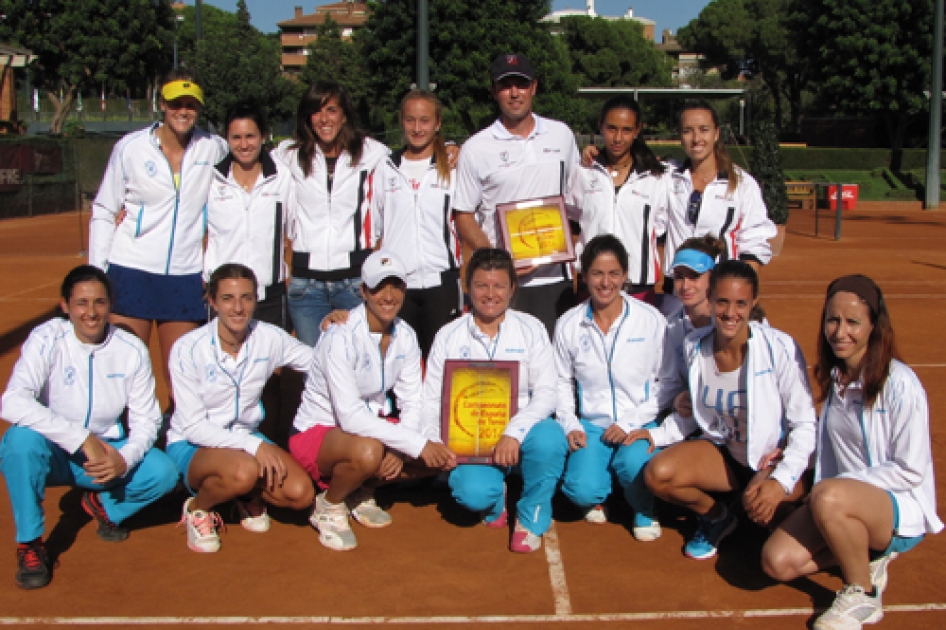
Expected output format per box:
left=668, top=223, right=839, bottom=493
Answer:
left=0, top=53, right=939, bottom=630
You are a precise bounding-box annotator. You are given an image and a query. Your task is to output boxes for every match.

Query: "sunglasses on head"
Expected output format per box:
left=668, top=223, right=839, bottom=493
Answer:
left=687, top=190, right=702, bottom=224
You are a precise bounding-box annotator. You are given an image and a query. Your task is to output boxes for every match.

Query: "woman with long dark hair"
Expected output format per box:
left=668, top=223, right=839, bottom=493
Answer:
left=275, top=81, right=389, bottom=346
left=628, top=261, right=816, bottom=560
left=762, top=275, right=942, bottom=630
left=574, top=96, right=671, bottom=304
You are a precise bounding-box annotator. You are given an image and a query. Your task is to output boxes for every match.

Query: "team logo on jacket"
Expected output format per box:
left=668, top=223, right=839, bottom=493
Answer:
left=579, top=334, right=591, bottom=352
left=205, top=364, right=217, bottom=383
left=500, top=151, right=509, bottom=163
left=145, top=161, right=157, bottom=178
left=63, top=366, right=76, bottom=386
left=459, top=345, right=470, bottom=359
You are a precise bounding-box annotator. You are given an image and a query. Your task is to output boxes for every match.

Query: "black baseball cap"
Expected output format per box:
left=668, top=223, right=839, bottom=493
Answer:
left=490, top=54, right=535, bottom=82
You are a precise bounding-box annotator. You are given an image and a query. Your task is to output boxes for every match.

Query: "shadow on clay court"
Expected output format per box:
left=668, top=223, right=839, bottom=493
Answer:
left=0, top=307, right=60, bottom=357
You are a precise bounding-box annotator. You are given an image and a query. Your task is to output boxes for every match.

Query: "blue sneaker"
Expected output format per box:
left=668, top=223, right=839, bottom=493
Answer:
left=684, top=505, right=737, bottom=560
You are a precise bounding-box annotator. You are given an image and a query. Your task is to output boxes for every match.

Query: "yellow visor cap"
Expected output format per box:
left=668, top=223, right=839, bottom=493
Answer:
left=161, top=80, right=204, bottom=105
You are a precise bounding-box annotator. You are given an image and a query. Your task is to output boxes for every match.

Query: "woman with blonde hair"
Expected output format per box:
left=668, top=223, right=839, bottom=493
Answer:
left=370, top=90, right=461, bottom=357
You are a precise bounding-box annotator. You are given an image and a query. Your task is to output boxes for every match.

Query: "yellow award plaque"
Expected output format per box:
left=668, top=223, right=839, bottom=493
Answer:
left=440, top=360, right=519, bottom=464
left=497, top=195, right=575, bottom=268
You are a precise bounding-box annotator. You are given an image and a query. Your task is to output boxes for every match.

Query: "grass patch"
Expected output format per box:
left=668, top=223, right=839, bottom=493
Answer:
left=783, top=169, right=925, bottom=201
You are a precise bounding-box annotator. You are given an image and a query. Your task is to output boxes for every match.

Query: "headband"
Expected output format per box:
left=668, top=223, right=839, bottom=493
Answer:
left=161, top=80, right=204, bottom=105
left=670, top=249, right=715, bottom=274
left=826, top=274, right=881, bottom=314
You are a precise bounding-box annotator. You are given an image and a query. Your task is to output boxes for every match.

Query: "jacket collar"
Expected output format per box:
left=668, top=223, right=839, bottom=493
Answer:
left=214, top=147, right=278, bottom=178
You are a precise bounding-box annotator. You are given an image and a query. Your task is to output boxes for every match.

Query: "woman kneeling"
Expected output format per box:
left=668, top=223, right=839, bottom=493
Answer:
left=629, top=260, right=817, bottom=560
left=166, top=264, right=315, bottom=553
left=290, top=250, right=457, bottom=551
left=761, top=275, right=942, bottom=630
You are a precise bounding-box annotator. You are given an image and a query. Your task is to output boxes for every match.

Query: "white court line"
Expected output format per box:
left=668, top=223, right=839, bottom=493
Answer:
left=0, top=280, right=60, bottom=301
left=1, top=604, right=944, bottom=625
left=542, top=522, right=572, bottom=615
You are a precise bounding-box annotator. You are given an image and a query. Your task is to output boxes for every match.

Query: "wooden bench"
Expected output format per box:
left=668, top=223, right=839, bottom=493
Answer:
left=786, top=181, right=816, bottom=210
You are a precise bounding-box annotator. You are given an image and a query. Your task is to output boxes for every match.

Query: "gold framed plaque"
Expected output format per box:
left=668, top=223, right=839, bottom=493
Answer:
left=440, top=360, right=519, bottom=464
left=496, top=195, right=575, bottom=268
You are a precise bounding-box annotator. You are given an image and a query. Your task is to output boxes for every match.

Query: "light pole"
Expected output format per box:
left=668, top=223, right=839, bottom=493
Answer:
left=173, top=14, right=184, bottom=70
left=925, top=0, right=943, bottom=209
left=416, top=0, right=429, bottom=91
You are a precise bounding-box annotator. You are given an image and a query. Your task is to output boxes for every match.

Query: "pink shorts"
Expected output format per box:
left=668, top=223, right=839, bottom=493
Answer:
left=288, top=425, right=335, bottom=490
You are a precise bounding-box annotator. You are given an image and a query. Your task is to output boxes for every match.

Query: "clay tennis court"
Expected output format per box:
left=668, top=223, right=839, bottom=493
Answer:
left=0, top=205, right=944, bottom=629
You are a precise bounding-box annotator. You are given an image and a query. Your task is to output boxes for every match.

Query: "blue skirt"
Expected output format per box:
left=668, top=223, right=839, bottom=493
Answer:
left=107, top=263, right=206, bottom=322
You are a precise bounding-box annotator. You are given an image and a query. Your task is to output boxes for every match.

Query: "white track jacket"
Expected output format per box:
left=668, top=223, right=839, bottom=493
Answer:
left=664, top=165, right=776, bottom=272
left=275, top=138, right=388, bottom=279
left=204, top=150, right=294, bottom=300
left=815, top=361, right=943, bottom=537
left=575, top=160, right=672, bottom=284
left=167, top=319, right=313, bottom=454
left=90, top=123, right=227, bottom=275
left=293, top=305, right=432, bottom=458
left=371, top=150, right=460, bottom=289
left=1, top=319, right=161, bottom=471
left=423, top=311, right=557, bottom=443
left=554, top=295, right=667, bottom=436
left=648, top=322, right=817, bottom=494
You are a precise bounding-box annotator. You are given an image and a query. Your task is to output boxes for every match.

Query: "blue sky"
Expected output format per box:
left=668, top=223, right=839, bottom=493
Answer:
left=199, top=0, right=711, bottom=38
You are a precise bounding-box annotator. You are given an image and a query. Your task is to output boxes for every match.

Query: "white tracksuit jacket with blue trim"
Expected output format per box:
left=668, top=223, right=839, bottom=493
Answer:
left=89, top=123, right=228, bottom=275
left=814, top=360, right=943, bottom=537
left=0, top=319, right=161, bottom=471
left=648, top=321, right=818, bottom=494
left=293, top=304, right=432, bottom=458
left=423, top=310, right=557, bottom=443
left=553, top=294, right=666, bottom=436
left=167, top=319, right=313, bottom=454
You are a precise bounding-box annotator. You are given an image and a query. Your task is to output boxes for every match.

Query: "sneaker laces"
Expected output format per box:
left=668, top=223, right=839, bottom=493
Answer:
left=318, top=500, right=350, bottom=527
left=178, top=509, right=225, bottom=537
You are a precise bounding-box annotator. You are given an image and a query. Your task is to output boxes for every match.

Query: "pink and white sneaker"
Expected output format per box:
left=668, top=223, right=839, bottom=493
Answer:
left=509, top=521, right=542, bottom=553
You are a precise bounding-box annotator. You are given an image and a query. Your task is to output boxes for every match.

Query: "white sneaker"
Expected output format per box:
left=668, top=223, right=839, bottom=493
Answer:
left=310, top=494, right=357, bottom=551
left=584, top=504, right=608, bottom=524
left=632, top=518, right=662, bottom=542
left=869, top=552, right=898, bottom=595
left=234, top=496, right=271, bottom=533
left=346, top=487, right=392, bottom=529
left=179, top=497, right=222, bottom=553
left=814, top=584, right=883, bottom=630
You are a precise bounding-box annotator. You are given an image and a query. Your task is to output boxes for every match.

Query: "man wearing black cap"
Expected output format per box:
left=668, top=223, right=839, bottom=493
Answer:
left=453, top=53, right=580, bottom=337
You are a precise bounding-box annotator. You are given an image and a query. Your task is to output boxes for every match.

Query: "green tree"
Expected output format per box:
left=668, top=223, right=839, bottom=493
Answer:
left=0, top=0, right=173, bottom=133
left=679, top=0, right=805, bottom=131
left=749, top=119, right=789, bottom=225
left=301, top=16, right=370, bottom=126
left=557, top=16, right=672, bottom=88
left=182, top=1, right=296, bottom=130
left=790, top=0, right=933, bottom=155
left=359, top=0, right=585, bottom=136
